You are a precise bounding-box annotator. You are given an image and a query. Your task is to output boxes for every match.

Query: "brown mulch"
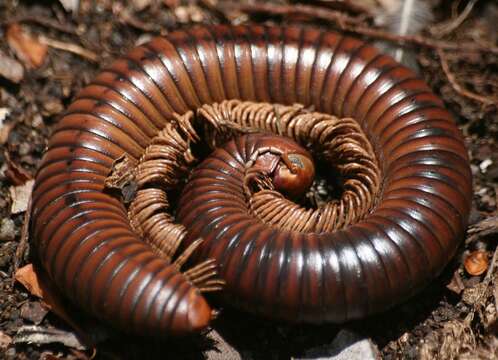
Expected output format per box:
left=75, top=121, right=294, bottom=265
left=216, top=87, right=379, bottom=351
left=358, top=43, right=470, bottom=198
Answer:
left=0, top=0, right=497, bottom=359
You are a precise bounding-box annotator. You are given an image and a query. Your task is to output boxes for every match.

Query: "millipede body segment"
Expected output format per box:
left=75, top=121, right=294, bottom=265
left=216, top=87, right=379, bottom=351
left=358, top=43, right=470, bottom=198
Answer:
left=30, top=25, right=472, bottom=336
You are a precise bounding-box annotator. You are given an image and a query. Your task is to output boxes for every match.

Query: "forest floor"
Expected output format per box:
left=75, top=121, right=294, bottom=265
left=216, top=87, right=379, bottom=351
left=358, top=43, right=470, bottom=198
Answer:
left=0, top=0, right=497, bottom=359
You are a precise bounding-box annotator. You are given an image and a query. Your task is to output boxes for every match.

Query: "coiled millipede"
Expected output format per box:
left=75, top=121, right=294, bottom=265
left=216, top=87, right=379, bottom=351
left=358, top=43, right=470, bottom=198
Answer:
left=30, top=25, right=472, bottom=336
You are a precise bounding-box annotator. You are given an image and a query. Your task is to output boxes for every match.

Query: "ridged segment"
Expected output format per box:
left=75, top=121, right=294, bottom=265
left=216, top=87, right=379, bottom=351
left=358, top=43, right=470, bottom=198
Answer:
left=31, top=25, right=471, bottom=334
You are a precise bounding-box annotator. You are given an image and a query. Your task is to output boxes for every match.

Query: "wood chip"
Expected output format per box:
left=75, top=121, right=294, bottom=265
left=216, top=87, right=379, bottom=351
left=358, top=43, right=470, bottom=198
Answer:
left=466, top=216, right=498, bottom=244
left=38, top=36, right=98, bottom=63
left=6, top=23, right=48, bottom=69
left=14, top=325, right=86, bottom=351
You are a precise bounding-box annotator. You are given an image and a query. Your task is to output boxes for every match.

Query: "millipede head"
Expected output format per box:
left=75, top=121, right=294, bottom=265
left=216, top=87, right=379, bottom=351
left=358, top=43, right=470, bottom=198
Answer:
left=273, top=153, right=315, bottom=199
left=173, top=287, right=213, bottom=335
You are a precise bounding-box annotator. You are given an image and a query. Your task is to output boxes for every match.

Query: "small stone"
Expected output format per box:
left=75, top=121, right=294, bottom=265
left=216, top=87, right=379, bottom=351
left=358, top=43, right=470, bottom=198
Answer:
left=4, top=347, right=16, bottom=359
left=41, top=99, right=64, bottom=116
left=59, top=0, right=80, bottom=13
left=0, top=218, right=16, bottom=242
left=297, top=329, right=379, bottom=360
left=205, top=329, right=242, bottom=360
left=479, top=159, right=493, bottom=173
left=0, top=50, right=24, bottom=83
left=131, top=0, right=151, bottom=11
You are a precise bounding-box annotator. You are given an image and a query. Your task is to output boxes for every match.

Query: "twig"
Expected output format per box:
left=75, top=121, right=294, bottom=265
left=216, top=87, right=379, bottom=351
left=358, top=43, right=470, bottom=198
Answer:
left=38, top=36, right=99, bottom=63
left=342, top=24, right=498, bottom=55
left=484, top=247, right=498, bottom=286
left=237, top=2, right=498, bottom=55
left=0, top=15, right=77, bottom=35
left=437, top=48, right=497, bottom=105
left=429, top=0, right=478, bottom=37
left=12, top=198, right=31, bottom=283
left=238, top=2, right=367, bottom=26
left=308, top=0, right=371, bottom=15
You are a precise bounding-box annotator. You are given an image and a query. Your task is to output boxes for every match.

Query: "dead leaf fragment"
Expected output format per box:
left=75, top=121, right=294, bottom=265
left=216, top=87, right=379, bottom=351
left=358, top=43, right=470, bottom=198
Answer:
left=7, top=23, right=48, bottom=69
left=104, top=154, right=138, bottom=203
left=14, top=264, right=92, bottom=343
left=14, top=325, right=86, bottom=351
left=0, top=50, right=24, bottom=83
left=9, top=179, right=34, bottom=214
left=15, top=264, right=44, bottom=297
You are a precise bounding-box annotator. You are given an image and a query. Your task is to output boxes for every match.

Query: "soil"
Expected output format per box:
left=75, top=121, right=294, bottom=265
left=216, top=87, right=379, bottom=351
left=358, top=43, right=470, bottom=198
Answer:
left=0, top=0, right=497, bottom=359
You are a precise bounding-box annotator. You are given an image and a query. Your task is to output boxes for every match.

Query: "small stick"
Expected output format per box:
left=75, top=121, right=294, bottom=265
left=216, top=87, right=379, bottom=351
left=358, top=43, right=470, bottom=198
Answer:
left=238, top=2, right=367, bottom=26
left=429, top=0, right=478, bottom=37
left=237, top=2, right=498, bottom=55
left=437, top=48, right=497, bottom=105
left=39, top=36, right=99, bottom=62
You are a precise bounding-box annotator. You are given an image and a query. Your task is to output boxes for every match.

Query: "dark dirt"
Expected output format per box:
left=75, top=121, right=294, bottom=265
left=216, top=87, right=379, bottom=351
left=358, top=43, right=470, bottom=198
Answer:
left=0, top=0, right=497, bottom=359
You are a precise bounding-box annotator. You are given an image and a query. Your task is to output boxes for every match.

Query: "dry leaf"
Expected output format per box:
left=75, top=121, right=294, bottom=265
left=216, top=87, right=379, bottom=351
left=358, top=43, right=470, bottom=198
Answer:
left=15, top=264, right=91, bottom=342
left=15, top=264, right=109, bottom=347
left=9, top=179, right=34, bottom=214
left=6, top=23, right=48, bottom=69
left=15, top=264, right=44, bottom=297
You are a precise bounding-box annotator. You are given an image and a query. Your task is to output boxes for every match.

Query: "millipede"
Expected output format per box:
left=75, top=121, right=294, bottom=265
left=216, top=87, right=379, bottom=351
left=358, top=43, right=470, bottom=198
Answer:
left=30, top=25, right=472, bottom=336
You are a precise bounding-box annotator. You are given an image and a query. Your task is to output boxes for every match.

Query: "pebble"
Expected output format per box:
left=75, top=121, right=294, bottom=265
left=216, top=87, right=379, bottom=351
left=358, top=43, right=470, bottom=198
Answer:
left=205, top=328, right=378, bottom=360
left=0, top=218, right=16, bottom=242
left=4, top=347, right=16, bottom=359
left=296, top=330, right=379, bottom=360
